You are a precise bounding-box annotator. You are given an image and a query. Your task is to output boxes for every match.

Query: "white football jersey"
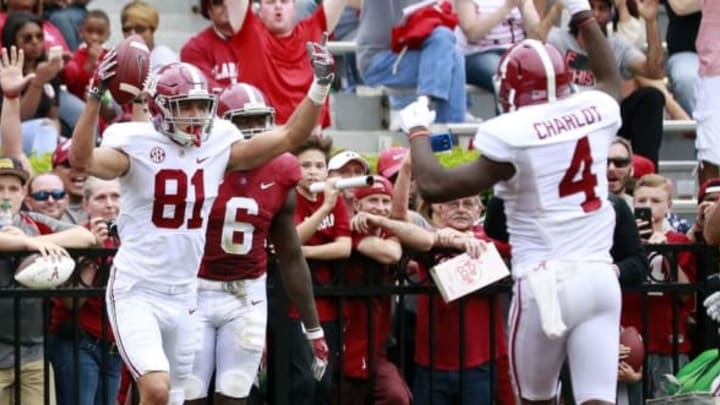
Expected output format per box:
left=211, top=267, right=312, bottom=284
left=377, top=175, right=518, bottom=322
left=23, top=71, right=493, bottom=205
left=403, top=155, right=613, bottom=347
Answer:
left=473, top=90, right=621, bottom=277
left=101, top=119, right=243, bottom=287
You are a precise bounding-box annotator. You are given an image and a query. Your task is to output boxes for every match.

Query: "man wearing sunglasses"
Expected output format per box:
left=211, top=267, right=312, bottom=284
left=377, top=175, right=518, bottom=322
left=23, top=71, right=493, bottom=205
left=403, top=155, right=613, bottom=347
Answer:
left=24, top=172, right=68, bottom=220
left=607, top=137, right=635, bottom=208
left=52, top=139, right=89, bottom=224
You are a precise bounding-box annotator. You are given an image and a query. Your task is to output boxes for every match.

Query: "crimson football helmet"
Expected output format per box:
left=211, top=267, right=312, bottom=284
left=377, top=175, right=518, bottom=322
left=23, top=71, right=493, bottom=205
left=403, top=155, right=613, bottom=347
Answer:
left=217, top=83, right=275, bottom=138
left=146, top=62, right=217, bottom=147
left=494, top=39, right=573, bottom=113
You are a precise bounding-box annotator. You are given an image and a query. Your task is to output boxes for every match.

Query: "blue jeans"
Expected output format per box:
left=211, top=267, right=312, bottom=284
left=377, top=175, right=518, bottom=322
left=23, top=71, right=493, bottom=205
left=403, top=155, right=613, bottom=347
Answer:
left=49, top=334, right=123, bottom=405
left=667, top=52, right=698, bottom=114
left=464, top=49, right=505, bottom=92
left=413, top=364, right=491, bottom=405
left=360, top=26, right=467, bottom=123
left=46, top=5, right=87, bottom=51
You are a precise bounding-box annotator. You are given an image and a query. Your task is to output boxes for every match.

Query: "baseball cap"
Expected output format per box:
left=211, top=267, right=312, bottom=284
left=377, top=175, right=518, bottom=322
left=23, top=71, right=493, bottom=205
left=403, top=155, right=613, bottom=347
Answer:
left=52, top=139, right=72, bottom=168
left=376, top=146, right=408, bottom=180
left=0, top=157, right=29, bottom=185
left=328, top=150, right=369, bottom=173
left=354, top=176, right=394, bottom=200
left=698, top=178, right=720, bottom=201
left=631, top=154, right=655, bottom=179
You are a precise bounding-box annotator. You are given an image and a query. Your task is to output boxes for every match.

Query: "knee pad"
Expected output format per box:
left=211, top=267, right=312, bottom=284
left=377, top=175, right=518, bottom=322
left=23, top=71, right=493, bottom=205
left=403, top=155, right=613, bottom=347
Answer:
left=217, top=369, right=254, bottom=399
left=183, top=374, right=206, bottom=400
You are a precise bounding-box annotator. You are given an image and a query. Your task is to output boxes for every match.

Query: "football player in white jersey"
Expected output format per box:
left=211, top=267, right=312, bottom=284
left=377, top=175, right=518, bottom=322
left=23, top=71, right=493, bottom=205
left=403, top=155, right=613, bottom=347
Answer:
left=68, top=38, right=335, bottom=405
left=400, top=1, right=623, bottom=404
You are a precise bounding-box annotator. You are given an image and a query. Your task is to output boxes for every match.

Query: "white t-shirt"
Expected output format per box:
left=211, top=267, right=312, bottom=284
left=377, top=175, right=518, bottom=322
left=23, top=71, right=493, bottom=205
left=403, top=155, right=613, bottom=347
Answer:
left=454, top=0, right=525, bottom=55
left=473, top=90, right=621, bottom=276
left=100, top=119, right=242, bottom=287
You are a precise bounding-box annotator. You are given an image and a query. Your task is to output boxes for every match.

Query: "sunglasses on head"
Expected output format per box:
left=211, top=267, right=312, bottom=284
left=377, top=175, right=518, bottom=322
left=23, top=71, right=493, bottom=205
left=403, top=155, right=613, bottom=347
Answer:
left=607, top=158, right=631, bottom=168
left=30, top=189, right=66, bottom=201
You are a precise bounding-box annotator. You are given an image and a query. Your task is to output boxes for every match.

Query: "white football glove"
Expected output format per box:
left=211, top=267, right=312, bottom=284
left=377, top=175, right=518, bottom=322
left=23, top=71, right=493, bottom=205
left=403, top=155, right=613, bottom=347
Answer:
left=703, top=291, right=720, bottom=322
left=559, top=0, right=591, bottom=16
left=399, top=96, right=436, bottom=134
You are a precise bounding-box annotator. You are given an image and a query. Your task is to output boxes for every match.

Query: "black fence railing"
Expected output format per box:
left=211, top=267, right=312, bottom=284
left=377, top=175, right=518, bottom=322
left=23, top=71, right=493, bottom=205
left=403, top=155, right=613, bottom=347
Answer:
left=1, top=244, right=718, bottom=405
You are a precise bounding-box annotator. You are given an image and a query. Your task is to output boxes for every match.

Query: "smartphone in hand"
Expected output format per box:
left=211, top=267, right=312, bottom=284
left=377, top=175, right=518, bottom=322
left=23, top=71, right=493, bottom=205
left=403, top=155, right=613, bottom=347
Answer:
left=430, top=132, right=453, bottom=153
left=47, top=45, right=63, bottom=61
left=634, top=207, right=653, bottom=238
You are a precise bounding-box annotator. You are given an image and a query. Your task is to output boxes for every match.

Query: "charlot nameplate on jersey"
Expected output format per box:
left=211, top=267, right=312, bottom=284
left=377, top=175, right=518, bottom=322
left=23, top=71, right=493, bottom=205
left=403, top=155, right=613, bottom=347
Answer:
left=430, top=244, right=510, bottom=303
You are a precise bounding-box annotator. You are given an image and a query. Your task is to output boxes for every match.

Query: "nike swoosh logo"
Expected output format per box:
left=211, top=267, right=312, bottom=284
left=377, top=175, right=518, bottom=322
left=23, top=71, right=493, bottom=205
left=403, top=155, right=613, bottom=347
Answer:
left=188, top=307, right=197, bottom=315
left=260, top=182, right=275, bottom=190
left=196, top=157, right=209, bottom=164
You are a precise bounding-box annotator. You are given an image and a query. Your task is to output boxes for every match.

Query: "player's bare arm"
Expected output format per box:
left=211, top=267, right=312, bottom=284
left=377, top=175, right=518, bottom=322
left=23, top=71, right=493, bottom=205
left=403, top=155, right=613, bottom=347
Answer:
left=269, top=190, right=321, bottom=331
left=225, top=0, right=251, bottom=34
left=0, top=47, right=38, bottom=174
left=227, top=34, right=335, bottom=171
left=69, top=51, right=130, bottom=179
left=571, top=2, right=622, bottom=100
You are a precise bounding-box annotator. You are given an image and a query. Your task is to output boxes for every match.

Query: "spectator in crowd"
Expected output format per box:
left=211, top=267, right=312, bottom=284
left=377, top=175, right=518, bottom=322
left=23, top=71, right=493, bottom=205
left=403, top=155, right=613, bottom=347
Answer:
left=292, top=135, right=352, bottom=404
left=24, top=172, right=68, bottom=219
left=541, top=0, right=666, bottom=167
left=664, top=0, right=701, bottom=117
left=120, top=0, right=178, bottom=72
left=342, top=176, right=411, bottom=404
left=0, top=156, right=94, bottom=405
left=456, top=0, right=540, bottom=93
left=355, top=0, right=467, bottom=129
left=226, top=0, right=350, bottom=129
left=608, top=137, right=636, bottom=208
left=185, top=83, right=326, bottom=404
left=687, top=177, right=720, bottom=243
left=50, top=176, right=123, bottom=405
left=694, top=0, right=720, bottom=185
left=327, top=149, right=370, bottom=212
left=181, top=0, right=237, bottom=93
left=0, top=0, right=70, bottom=51
left=1, top=11, right=63, bottom=152
left=52, top=139, right=88, bottom=224
left=628, top=174, right=695, bottom=398
left=43, top=0, right=91, bottom=51
left=61, top=9, right=110, bottom=101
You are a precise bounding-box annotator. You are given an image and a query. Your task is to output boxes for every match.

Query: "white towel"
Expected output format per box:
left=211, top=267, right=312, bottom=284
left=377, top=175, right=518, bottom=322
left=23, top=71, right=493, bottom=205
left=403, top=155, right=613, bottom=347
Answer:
left=526, top=262, right=567, bottom=339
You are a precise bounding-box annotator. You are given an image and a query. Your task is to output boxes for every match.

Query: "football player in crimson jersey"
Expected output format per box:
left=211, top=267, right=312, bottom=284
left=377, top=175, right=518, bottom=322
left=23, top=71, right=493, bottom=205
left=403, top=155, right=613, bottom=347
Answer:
left=67, top=38, right=334, bottom=405
left=402, top=0, right=623, bottom=403
left=185, top=83, right=326, bottom=405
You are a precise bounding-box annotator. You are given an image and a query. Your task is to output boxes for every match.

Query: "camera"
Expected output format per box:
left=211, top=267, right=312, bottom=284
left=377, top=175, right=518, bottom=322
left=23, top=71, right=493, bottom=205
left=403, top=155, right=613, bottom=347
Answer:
left=105, top=220, right=119, bottom=239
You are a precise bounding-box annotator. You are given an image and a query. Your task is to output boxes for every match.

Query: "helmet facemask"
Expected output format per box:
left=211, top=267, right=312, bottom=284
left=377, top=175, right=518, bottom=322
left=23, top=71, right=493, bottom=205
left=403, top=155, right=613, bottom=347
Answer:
left=225, top=106, right=275, bottom=139
left=155, top=94, right=217, bottom=147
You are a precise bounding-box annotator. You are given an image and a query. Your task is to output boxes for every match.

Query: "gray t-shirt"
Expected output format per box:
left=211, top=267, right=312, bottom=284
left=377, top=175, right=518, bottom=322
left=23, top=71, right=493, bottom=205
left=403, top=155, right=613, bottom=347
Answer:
left=0, top=211, right=75, bottom=368
left=356, top=0, right=415, bottom=73
left=547, top=27, right=643, bottom=92
left=60, top=201, right=88, bottom=225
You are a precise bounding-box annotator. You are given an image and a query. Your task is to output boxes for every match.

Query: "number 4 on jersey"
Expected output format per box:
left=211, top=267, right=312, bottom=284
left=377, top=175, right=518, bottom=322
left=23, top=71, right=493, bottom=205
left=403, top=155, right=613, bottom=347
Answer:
left=558, top=136, right=601, bottom=213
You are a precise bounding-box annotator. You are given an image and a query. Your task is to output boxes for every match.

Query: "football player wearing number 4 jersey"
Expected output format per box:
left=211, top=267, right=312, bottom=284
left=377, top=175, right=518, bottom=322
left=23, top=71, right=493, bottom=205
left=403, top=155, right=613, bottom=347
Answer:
left=69, top=37, right=335, bottom=405
left=184, top=83, right=326, bottom=405
left=402, top=0, right=623, bottom=404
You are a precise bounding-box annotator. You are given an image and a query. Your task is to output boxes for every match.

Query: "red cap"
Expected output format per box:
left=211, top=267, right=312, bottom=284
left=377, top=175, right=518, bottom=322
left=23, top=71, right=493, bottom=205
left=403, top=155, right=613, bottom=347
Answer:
left=632, top=154, right=655, bottom=179
left=52, top=139, right=72, bottom=168
left=354, top=176, right=394, bottom=200
left=376, top=146, right=408, bottom=179
left=698, top=178, right=720, bottom=201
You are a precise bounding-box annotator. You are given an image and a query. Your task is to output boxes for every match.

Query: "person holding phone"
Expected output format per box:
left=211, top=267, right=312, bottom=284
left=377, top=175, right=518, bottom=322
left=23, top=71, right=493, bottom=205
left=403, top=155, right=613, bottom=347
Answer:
left=630, top=173, right=696, bottom=398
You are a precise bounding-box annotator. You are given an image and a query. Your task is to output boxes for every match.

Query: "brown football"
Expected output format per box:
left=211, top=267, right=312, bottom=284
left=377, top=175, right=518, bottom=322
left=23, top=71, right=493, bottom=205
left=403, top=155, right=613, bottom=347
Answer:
left=620, top=326, right=645, bottom=371
left=107, top=34, right=150, bottom=105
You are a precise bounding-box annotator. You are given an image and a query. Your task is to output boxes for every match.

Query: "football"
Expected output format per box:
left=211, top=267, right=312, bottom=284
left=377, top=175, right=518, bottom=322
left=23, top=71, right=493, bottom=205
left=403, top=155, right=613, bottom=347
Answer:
left=620, top=326, right=645, bottom=372
left=14, top=254, right=75, bottom=289
left=107, top=34, right=151, bottom=105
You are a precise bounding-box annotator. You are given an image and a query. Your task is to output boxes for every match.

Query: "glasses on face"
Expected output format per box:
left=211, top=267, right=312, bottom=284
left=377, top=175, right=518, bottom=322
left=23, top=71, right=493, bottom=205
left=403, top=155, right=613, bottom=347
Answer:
left=20, top=32, right=44, bottom=44
left=607, top=158, right=631, bottom=168
left=121, top=24, right=149, bottom=34
left=30, top=189, right=66, bottom=201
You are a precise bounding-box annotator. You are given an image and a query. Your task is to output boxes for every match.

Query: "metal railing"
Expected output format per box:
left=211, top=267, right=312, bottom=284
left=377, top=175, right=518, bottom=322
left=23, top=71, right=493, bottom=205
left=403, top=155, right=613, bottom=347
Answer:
left=1, top=243, right=718, bottom=404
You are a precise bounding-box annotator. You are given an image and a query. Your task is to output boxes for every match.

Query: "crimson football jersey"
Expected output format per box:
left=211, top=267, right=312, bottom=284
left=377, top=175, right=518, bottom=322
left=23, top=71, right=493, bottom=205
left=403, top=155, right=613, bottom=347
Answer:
left=198, top=153, right=301, bottom=281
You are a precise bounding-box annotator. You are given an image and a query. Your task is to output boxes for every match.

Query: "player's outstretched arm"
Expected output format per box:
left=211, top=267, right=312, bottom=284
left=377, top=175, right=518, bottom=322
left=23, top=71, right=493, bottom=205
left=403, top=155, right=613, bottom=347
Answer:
left=70, top=52, right=129, bottom=179
left=228, top=34, right=334, bottom=172
left=269, top=190, right=321, bottom=332
left=0, top=46, right=35, bottom=175
left=568, top=0, right=622, bottom=100
left=400, top=99, right=515, bottom=203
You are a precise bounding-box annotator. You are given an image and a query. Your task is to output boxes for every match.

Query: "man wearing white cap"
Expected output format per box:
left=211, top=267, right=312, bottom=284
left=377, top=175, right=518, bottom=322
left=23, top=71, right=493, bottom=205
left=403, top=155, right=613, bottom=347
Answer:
left=327, top=150, right=369, bottom=214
